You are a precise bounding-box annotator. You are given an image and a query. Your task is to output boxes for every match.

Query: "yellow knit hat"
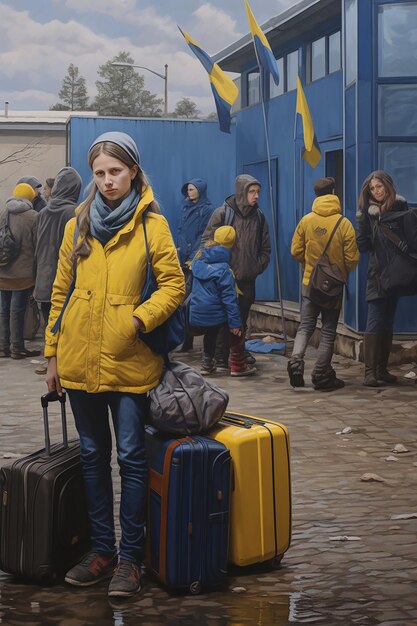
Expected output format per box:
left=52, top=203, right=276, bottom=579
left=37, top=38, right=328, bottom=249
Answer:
left=214, top=225, right=236, bottom=249
left=13, top=183, right=36, bottom=202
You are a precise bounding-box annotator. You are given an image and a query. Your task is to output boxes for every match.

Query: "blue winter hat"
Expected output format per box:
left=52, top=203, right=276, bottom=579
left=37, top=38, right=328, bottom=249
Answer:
left=89, top=131, right=141, bottom=167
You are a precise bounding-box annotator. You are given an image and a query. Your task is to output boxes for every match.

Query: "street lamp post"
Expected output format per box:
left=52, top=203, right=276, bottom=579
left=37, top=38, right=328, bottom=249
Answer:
left=111, top=62, right=168, bottom=117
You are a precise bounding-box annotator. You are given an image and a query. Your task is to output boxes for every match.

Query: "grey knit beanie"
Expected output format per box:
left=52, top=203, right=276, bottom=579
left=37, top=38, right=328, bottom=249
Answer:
left=89, top=131, right=141, bottom=167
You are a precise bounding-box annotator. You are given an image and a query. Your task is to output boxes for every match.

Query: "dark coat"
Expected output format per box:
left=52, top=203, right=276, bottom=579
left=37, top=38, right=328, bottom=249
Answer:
left=176, top=178, right=214, bottom=267
left=202, top=175, right=271, bottom=282
left=33, top=167, right=81, bottom=302
left=189, top=245, right=241, bottom=329
left=356, top=197, right=415, bottom=300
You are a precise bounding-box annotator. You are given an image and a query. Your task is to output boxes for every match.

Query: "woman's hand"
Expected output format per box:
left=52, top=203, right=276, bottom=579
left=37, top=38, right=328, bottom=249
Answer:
left=45, top=357, right=63, bottom=396
left=229, top=328, right=242, bottom=336
left=133, top=317, right=145, bottom=332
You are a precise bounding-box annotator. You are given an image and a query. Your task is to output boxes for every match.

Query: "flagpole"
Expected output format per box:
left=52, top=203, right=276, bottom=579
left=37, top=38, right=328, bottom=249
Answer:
left=255, top=62, right=287, bottom=345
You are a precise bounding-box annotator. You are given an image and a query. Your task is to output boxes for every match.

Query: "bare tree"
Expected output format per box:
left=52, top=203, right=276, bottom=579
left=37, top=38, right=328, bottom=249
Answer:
left=0, top=139, right=48, bottom=185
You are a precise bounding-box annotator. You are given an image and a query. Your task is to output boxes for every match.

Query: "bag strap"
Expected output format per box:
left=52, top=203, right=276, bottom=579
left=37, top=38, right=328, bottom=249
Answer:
left=320, top=216, right=344, bottom=258
left=51, top=225, right=79, bottom=334
left=378, top=222, right=417, bottom=259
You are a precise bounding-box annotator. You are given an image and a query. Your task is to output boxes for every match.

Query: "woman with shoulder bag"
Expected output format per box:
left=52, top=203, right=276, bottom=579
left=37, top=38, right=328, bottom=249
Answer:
left=44, top=131, right=185, bottom=597
left=356, top=170, right=413, bottom=387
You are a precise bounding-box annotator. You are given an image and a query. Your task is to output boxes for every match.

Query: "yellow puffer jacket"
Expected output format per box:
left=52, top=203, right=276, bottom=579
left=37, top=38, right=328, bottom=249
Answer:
left=44, top=186, right=185, bottom=394
left=291, top=194, right=359, bottom=286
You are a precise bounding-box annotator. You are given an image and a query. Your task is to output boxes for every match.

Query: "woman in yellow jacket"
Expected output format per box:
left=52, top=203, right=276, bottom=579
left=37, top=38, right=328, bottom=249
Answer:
left=45, top=132, right=185, bottom=597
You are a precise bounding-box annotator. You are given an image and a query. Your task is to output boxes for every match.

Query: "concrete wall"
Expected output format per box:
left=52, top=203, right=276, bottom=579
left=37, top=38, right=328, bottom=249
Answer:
left=0, top=129, right=66, bottom=204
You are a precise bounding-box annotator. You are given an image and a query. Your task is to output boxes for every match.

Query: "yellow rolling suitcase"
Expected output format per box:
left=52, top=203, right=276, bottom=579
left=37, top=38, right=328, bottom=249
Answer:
left=208, top=412, right=291, bottom=567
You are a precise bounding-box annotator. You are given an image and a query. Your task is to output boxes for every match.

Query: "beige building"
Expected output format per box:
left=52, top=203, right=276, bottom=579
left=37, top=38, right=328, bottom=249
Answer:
left=0, top=107, right=97, bottom=204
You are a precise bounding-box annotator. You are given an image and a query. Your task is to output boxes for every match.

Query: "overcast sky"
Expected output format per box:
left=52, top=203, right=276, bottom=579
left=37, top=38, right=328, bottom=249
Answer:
left=0, top=0, right=294, bottom=115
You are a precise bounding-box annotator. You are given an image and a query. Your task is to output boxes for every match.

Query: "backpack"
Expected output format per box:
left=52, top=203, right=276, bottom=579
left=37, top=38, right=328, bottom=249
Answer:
left=223, top=203, right=266, bottom=251
left=0, top=211, right=20, bottom=267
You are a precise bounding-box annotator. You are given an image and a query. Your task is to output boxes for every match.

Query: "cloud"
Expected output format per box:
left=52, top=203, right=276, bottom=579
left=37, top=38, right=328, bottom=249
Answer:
left=185, top=3, right=244, bottom=53
left=63, top=0, right=176, bottom=39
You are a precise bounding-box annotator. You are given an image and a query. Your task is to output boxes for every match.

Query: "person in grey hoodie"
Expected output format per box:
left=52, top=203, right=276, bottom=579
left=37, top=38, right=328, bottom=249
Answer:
left=33, top=167, right=82, bottom=373
left=202, top=174, right=271, bottom=370
left=0, top=183, right=40, bottom=359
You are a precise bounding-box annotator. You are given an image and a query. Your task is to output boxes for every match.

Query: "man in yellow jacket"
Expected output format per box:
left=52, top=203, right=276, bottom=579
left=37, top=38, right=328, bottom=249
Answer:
left=288, top=177, right=359, bottom=391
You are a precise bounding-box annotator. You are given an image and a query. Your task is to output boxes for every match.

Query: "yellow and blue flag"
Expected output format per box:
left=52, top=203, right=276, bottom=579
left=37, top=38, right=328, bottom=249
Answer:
left=244, top=0, right=280, bottom=86
left=295, top=75, right=321, bottom=168
left=179, top=27, right=238, bottom=134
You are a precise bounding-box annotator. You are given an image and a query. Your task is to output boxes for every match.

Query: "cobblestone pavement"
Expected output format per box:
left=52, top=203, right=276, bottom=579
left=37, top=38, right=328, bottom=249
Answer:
left=1, top=338, right=417, bottom=626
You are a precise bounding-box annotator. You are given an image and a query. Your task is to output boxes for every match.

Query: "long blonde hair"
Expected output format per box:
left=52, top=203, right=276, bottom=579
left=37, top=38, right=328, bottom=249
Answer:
left=73, top=141, right=160, bottom=259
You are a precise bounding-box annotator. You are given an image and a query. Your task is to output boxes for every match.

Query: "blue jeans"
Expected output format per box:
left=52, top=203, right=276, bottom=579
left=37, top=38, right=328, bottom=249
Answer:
left=67, top=390, right=148, bottom=564
left=291, top=296, right=341, bottom=376
left=0, top=288, right=32, bottom=353
left=366, top=298, right=398, bottom=333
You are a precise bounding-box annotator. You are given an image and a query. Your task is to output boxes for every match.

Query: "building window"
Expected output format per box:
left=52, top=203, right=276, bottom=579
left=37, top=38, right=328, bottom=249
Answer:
left=329, top=31, right=341, bottom=74
left=270, top=57, right=284, bottom=98
left=379, top=143, right=417, bottom=204
left=378, top=85, right=417, bottom=136
left=286, top=50, right=299, bottom=92
left=345, top=0, right=357, bottom=85
left=311, top=36, right=326, bottom=82
left=307, top=31, right=341, bottom=83
left=247, top=71, right=260, bottom=106
left=378, top=3, right=417, bottom=77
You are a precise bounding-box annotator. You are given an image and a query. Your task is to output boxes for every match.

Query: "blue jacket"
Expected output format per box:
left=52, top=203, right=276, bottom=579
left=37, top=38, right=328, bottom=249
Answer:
left=176, top=178, right=214, bottom=267
left=189, top=246, right=242, bottom=329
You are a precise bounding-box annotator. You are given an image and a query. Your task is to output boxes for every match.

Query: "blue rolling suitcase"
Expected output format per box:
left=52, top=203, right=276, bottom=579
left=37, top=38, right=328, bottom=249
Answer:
left=144, top=426, right=231, bottom=594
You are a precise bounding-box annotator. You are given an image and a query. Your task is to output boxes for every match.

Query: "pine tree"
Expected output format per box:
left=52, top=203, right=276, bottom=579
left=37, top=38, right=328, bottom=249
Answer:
left=93, top=52, right=163, bottom=117
left=50, top=64, right=89, bottom=111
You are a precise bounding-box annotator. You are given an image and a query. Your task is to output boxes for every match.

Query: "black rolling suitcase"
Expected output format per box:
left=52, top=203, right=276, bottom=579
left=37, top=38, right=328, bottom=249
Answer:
left=0, top=391, right=90, bottom=582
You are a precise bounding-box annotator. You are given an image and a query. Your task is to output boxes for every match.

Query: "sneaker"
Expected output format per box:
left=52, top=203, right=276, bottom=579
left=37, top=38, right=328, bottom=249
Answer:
left=0, top=350, right=10, bottom=358
left=65, top=551, right=117, bottom=587
left=201, top=355, right=216, bottom=375
left=108, top=560, right=142, bottom=598
left=245, top=351, right=256, bottom=365
left=11, top=348, right=41, bottom=360
left=215, top=358, right=230, bottom=373
left=230, top=364, right=257, bottom=377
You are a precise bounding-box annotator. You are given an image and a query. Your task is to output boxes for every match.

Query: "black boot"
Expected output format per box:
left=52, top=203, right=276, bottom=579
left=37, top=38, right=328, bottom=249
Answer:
left=287, top=357, right=305, bottom=388
left=312, top=368, right=344, bottom=392
left=363, top=333, right=382, bottom=387
left=377, top=332, right=397, bottom=383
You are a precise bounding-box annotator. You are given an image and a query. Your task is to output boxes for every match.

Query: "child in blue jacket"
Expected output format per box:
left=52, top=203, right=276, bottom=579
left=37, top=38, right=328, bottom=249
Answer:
left=189, top=226, right=256, bottom=377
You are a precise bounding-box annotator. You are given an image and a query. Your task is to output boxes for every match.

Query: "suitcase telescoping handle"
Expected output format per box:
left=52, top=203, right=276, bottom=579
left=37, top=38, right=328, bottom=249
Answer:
left=41, top=391, right=68, bottom=456
left=222, top=413, right=266, bottom=429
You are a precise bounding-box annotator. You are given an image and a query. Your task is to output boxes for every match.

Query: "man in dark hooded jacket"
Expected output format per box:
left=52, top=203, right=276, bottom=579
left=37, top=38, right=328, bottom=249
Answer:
left=33, top=167, right=82, bottom=373
left=202, top=174, right=271, bottom=370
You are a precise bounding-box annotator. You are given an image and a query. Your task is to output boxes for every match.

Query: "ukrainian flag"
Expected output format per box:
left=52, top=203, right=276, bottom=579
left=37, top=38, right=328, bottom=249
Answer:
left=179, top=27, right=238, bottom=134
left=295, top=75, right=321, bottom=168
left=244, top=0, right=280, bottom=86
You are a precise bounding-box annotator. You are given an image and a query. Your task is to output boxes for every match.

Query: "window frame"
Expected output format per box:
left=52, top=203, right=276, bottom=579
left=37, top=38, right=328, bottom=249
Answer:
left=307, top=29, right=342, bottom=83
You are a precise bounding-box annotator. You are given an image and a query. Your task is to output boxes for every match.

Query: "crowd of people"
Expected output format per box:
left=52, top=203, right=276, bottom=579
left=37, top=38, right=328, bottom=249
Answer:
left=0, top=129, right=414, bottom=597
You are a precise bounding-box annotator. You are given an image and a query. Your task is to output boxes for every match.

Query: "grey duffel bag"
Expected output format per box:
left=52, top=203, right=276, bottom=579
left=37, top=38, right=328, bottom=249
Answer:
left=148, top=360, right=229, bottom=435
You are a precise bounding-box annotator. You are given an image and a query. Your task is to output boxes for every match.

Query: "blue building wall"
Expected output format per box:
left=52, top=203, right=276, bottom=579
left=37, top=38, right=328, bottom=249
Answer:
left=235, top=71, right=343, bottom=304
left=67, top=117, right=236, bottom=239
